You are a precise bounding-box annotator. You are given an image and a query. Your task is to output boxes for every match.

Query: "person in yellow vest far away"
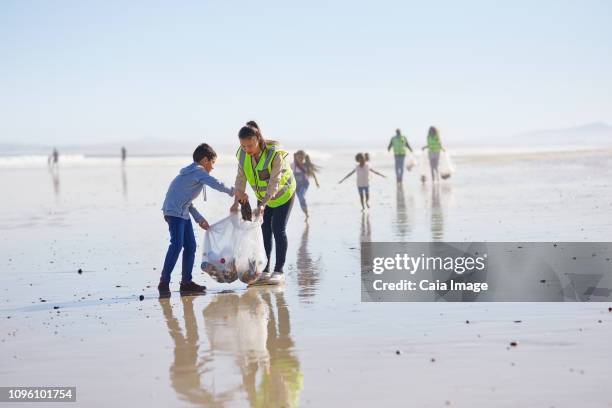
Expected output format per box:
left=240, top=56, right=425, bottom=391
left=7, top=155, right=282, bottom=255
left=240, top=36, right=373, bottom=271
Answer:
left=387, top=128, right=413, bottom=183
left=230, top=121, right=297, bottom=286
left=421, top=126, right=446, bottom=183
left=339, top=153, right=386, bottom=211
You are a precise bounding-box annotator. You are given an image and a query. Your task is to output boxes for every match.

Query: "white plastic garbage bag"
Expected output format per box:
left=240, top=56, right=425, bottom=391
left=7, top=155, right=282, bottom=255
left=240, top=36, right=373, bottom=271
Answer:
left=420, top=153, right=429, bottom=183
left=439, top=151, right=455, bottom=180
left=201, top=213, right=266, bottom=284
left=405, top=152, right=417, bottom=171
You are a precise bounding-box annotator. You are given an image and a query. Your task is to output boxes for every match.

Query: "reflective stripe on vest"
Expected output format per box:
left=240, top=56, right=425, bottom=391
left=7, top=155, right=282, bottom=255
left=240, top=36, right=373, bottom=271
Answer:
left=236, top=144, right=296, bottom=208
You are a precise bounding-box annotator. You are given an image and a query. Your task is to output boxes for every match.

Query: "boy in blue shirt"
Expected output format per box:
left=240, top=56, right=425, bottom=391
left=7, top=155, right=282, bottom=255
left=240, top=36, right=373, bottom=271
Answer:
left=159, top=143, right=244, bottom=297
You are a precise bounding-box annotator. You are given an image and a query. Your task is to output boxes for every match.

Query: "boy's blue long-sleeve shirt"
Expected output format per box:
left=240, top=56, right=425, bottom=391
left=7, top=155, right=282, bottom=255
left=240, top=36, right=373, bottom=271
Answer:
left=162, top=163, right=234, bottom=223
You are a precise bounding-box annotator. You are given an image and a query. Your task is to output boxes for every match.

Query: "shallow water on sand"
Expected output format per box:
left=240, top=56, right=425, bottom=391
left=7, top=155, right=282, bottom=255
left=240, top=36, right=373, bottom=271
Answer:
left=1, top=149, right=611, bottom=407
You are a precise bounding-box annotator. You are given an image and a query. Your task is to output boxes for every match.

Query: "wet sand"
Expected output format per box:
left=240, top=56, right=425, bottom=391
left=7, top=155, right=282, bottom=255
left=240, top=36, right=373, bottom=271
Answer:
left=1, top=148, right=612, bottom=407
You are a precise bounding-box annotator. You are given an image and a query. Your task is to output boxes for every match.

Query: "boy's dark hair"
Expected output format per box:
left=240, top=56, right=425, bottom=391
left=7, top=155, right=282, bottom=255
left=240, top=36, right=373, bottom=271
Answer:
left=193, top=143, right=217, bottom=163
left=355, top=153, right=364, bottom=162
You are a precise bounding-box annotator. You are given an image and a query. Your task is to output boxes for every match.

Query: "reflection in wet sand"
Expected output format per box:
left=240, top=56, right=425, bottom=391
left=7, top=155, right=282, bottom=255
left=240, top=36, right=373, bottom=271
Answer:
left=430, top=184, right=444, bottom=241
left=296, top=224, right=322, bottom=301
left=255, top=289, right=303, bottom=407
left=121, top=166, right=128, bottom=198
left=360, top=212, right=373, bottom=277
left=360, top=212, right=371, bottom=243
left=161, top=289, right=303, bottom=407
left=49, top=167, right=60, bottom=196
left=160, top=297, right=218, bottom=406
left=393, top=184, right=413, bottom=239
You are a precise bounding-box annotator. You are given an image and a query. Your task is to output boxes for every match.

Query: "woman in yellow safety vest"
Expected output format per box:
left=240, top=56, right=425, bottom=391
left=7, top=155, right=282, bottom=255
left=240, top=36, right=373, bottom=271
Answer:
left=421, top=126, right=446, bottom=182
left=231, top=121, right=296, bottom=286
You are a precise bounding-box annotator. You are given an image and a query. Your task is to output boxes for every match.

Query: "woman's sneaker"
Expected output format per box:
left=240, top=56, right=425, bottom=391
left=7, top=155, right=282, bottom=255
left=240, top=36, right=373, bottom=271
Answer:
left=267, top=272, right=285, bottom=285
left=249, top=271, right=284, bottom=286
left=179, top=281, right=206, bottom=294
left=248, top=271, right=271, bottom=286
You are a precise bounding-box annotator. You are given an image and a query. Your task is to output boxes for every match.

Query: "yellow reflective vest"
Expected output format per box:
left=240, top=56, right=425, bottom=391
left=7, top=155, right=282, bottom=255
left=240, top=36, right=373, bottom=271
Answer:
left=236, top=144, right=296, bottom=208
left=391, top=134, right=408, bottom=155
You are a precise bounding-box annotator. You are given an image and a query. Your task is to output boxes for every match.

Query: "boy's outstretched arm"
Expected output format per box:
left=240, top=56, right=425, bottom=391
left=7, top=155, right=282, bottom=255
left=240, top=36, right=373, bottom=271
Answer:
left=370, top=168, right=386, bottom=178
left=338, top=169, right=355, bottom=184
left=197, top=171, right=234, bottom=196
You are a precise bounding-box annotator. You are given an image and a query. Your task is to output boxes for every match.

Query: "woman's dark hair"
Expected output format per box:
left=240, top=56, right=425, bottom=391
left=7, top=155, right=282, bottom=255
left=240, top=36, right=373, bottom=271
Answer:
left=428, top=126, right=439, bottom=139
left=238, top=121, right=278, bottom=151
left=294, top=150, right=320, bottom=176
left=355, top=153, right=364, bottom=162
left=193, top=143, right=217, bottom=162
left=246, top=120, right=259, bottom=130
left=304, top=154, right=320, bottom=176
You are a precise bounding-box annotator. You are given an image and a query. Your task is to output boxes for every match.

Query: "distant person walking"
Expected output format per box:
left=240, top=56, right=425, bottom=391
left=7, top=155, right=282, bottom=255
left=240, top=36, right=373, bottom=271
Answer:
left=291, top=150, right=320, bottom=219
left=421, top=126, right=446, bottom=182
left=48, top=148, right=59, bottom=168
left=121, top=146, right=127, bottom=163
left=387, top=129, right=413, bottom=183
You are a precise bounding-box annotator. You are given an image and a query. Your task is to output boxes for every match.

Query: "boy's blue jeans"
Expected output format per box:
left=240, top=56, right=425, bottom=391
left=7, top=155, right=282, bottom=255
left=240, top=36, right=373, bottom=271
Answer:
left=160, top=216, right=197, bottom=284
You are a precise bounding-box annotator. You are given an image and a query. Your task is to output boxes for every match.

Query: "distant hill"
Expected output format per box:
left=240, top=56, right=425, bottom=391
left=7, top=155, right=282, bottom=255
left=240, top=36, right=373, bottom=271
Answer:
left=511, top=122, right=612, bottom=147
left=2, top=123, right=611, bottom=155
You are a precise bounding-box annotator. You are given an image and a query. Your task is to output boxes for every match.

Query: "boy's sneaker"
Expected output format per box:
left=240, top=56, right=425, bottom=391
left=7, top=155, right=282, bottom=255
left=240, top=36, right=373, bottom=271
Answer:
left=179, top=281, right=206, bottom=294
left=248, top=271, right=272, bottom=287
left=158, top=281, right=171, bottom=298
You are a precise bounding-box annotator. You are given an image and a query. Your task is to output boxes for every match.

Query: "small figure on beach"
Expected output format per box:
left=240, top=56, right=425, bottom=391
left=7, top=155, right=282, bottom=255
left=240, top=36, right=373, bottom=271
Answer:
left=291, top=150, right=320, bottom=219
left=48, top=148, right=59, bottom=169
left=339, top=153, right=386, bottom=210
left=388, top=129, right=413, bottom=183
left=158, top=143, right=239, bottom=297
left=121, top=146, right=127, bottom=163
left=421, top=126, right=446, bottom=183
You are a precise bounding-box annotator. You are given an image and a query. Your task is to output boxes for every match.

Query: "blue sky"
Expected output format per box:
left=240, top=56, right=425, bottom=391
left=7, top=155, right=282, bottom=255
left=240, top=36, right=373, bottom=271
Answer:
left=1, top=0, right=611, bottom=148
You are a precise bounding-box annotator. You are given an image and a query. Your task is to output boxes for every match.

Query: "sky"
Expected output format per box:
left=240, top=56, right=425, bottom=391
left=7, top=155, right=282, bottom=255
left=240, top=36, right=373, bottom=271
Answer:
left=1, top=0, right=611, bottom=149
